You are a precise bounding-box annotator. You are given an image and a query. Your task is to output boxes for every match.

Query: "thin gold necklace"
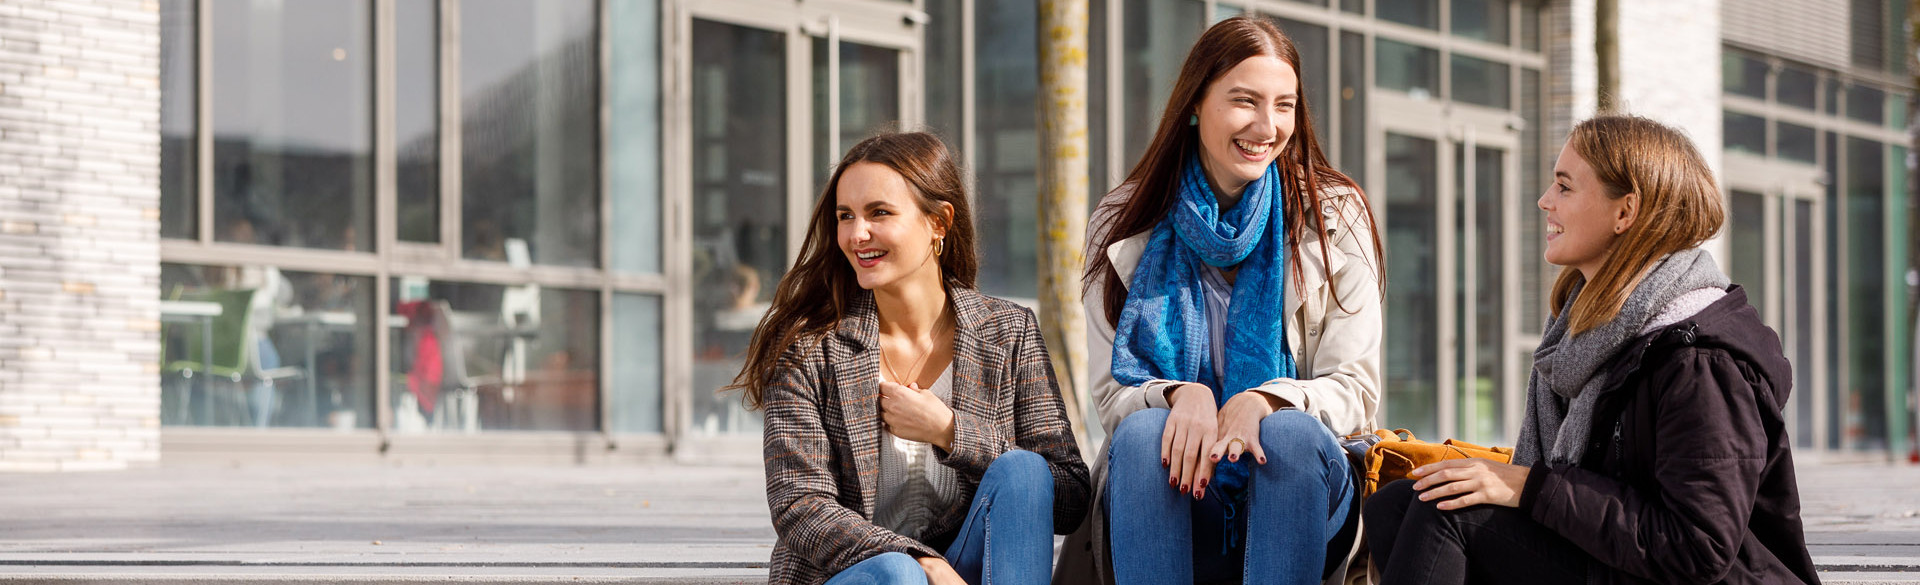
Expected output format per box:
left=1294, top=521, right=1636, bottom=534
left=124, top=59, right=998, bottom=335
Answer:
left=880, top=309, right=951, bottom=386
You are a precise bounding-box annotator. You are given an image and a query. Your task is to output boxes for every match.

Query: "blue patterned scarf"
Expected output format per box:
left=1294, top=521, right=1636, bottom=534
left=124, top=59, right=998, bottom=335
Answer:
left=1112, top=157, right=1295, bottom=497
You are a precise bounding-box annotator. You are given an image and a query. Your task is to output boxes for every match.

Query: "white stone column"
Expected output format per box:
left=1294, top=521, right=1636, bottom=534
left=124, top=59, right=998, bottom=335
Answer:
left=0, top=0, right=163, bottom=471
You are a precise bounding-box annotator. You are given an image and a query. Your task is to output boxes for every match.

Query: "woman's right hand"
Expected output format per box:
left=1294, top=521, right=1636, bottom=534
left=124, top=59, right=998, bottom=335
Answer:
left=1163, top=383, right=1219, bottom=499
left=918, top=556, right=967, bottom=585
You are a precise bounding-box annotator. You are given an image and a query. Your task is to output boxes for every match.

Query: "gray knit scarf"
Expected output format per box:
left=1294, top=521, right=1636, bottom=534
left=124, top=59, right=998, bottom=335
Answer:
left=1514, top=248, right=1730, bottom=467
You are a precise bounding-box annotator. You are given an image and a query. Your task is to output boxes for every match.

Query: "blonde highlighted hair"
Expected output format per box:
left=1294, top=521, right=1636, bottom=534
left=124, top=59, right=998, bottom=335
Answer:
left=1550, top=115, right=1726, bottom=335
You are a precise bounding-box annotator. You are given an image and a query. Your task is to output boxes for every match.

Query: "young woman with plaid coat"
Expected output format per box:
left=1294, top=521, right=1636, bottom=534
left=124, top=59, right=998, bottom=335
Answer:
left=733, top=131, right=1092, bottom=585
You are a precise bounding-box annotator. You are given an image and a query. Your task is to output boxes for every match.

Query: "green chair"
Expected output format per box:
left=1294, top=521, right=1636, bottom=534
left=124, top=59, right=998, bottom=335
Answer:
left=161, top=288, right=303, bottom=426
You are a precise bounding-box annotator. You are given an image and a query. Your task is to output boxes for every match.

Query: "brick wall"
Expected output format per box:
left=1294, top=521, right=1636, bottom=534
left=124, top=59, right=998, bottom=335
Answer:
left=0, top=0, right=162, bottom=471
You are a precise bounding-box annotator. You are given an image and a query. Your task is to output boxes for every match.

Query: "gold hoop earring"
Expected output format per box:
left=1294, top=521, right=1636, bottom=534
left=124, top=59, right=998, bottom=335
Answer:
left=933, top=237, right=945, bottom=257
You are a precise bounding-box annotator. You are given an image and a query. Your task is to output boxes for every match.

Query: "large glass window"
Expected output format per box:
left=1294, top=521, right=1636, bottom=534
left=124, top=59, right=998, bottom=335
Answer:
left=1384, top=133, right=1439, bottom=437
left=812, top=39, right=903, bottom=190
left=1520, top=68, right=1546, bottom=333
left=161, top=263, right=375, bottom=429
left=1777, top=65, right=1817, bottom=110
left=160, top=0, right=196, bottom=241
left=460, top=0, right=599, bottom=267
left=925, top=0, right=966, bottom=154
left=1377, top=39, right=1439, bottom=99
left=611, top=293, right=663, bottom=433
left=1273, top=18, right=1330, bottom=147
left=1456, top=145, right=1506, bottom=443
left=1723, top=111, right=1766, bottom=155
left=1729, top=190, right=1767, bottom=313
left=689, top=19, right=782, bottom=436
left=1339, top=32, right=1366, bottom=180
left=611, top=0, right=662, bottom=274
left=1378, top=0, right=1439, bottom=29
left=1722, top=52, right=1766, bottom=99
left=1846, top=83, right=1886, bottom=125
left=1450, top=54, right=1510, bottom=109
left=211, top=0, right=374, bottom=252
left=1123, top=0, right=1203, bottom=164
left=1451, top=0, right=1510, bottom=45
left=390, top=280, right=601, bottom=432
left=396, top=0, right=439, bottom=244
left=1844, top=137, right=1886, bottom=449
left=1776, top=121, right=1816, bottom=164
left=976, top=0, right=1041, bottom=299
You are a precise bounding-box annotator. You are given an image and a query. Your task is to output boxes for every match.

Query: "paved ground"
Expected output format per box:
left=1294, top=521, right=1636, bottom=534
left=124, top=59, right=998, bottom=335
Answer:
left=0, top=456, right=1913, bottom=584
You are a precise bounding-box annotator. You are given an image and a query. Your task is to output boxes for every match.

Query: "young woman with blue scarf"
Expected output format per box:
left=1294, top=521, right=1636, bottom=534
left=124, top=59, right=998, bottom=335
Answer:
left=1053, top=15, right=1385, bottom=585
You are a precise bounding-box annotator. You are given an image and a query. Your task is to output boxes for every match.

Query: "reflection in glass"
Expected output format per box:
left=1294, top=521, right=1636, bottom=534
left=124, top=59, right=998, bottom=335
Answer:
left=1124, top=0, right=1203, bottom=164
left=611, top=294, right=663, bottom=433
left=1273, top=18, right=1330, bottom=147
left=1451, top=54, right=1510, bottom=109
left=1451, top=0, right=1509, bottom=45
left=1376, top=39, right=1439, bottom=99
left=1453, top=146, right=1505, bottom=444
left=1776, top=121, right=1816, bottom=164
left=689, top=19, right=782, bottom=436
left=1788, top=200, right=1816, bottom=448
left=1520, top=68, right=1546, bottom=333
left=1729, top=191, right=1766, bottom=313
left=396, top=0, right=439, bottom=243
left=612, top=0, right=662, bottom=274
left=1843, top=137, right=1886, bottom=449
left=1340, top=32, right=1366, bottom=181
left=1378, top=0, right=1438, bottom=29
left=389, top=280, right=601, bottom=432
left=1342, top=0, right=1364, bottom=14
left=160, top=0, right=196, bottom=240
left=812, top=39, right=902, bottom=191
left=1722, top=52, right=1766, bottom=99
left=926, top=0, right=966, bottom=154
left=159, top=263, right=375, bottom=429
left=1846, top=84, right=1886, bottom=125
left=1384, top=134, right=1438, bottom=437
left=460, top=0, right=599, bottom=267
left=1723, top=111, right=1765, bottom=156
left=1777, top=65, right=1817, bottom=110
left=977, top=0, right=1040, bottom=299
left=211, top=0, right=373, bottom=252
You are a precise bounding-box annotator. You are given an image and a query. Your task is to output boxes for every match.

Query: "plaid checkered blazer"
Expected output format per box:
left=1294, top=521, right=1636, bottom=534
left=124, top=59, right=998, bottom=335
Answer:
left=761, top=287, right=1092, bottom=585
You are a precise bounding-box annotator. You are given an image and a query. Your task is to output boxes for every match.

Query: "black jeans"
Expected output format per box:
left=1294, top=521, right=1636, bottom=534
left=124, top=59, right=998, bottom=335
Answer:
left=1362, top=479, right=1589, bottom=585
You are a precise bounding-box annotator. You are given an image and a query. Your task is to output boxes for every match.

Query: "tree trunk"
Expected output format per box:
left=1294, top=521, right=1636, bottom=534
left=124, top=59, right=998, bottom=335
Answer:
left=1037, top=0, right=1092, bottom=445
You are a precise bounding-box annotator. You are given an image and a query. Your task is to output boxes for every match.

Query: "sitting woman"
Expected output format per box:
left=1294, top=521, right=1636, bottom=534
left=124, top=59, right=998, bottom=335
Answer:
left=1068, top=15, right=1385, bottom=585
left=738, top=131, right=1092, bottom=585
left=1361, top=114, right=1819, bottom=585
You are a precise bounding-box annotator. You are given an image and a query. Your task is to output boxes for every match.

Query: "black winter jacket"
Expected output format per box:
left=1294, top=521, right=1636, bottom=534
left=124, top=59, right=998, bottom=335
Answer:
left=1517, top=285, right=1819, bottom=585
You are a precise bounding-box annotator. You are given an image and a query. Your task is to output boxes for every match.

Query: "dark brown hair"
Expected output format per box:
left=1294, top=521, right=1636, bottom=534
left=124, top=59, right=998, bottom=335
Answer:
left=1550, top=115, right=1725, bottom=334
left=730, top=131, right=977, bottom=410
left=1083, top=16, right=1383, bottom=326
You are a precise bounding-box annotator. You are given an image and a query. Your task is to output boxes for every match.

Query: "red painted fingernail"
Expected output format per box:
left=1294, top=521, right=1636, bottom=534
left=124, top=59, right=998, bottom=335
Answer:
left=1257, top=457, right=1267, bottom=465
left=1228, top=454, right=1238, bottom=463
left=1162, top=458, right=1169, bottom=467
left=1170, top=476, right=1177, bottom=486
left=1210, top=454, right=1219, bottom=462
left=1180, top=484, right=1188, bottom=493
left=1199, top=479, right=1207, bottom=490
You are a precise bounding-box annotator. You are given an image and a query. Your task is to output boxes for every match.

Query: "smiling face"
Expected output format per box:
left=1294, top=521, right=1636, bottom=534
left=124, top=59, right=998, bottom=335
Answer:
left=1193, top=54, right=1298, bottom=199
left=835, top=162, right=949, bottom=292
left=1539, top=140, right=1637, bottom=280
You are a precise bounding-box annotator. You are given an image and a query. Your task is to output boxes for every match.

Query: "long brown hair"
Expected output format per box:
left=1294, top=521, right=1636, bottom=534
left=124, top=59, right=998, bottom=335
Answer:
left=1083, top=16, right=1383, bottom=327
left=1550, top=115, right=1725, bottom=335
left=730, top=131, right=978, bottom=410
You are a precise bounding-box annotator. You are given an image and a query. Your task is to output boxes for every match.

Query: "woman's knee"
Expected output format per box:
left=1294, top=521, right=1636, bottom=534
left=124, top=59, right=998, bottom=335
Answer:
left=1256, top=410, right=1341, bottom=466
left=1111, top=408, right=1170, bottom=458
left=840, top=552, right=927, bottom=584
left=982, top=450, right=1052, bottom=499
left=1363, top=479, right=1419, bottom=525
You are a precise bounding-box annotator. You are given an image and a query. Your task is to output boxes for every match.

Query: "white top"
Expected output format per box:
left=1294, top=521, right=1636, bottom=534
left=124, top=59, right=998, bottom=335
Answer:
left=873, top=365, right=960, bottom=542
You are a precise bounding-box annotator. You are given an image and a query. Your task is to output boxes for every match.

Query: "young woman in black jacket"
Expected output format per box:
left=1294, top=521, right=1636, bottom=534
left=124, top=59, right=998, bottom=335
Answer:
left=1361, top=114, right=1819, bottom=585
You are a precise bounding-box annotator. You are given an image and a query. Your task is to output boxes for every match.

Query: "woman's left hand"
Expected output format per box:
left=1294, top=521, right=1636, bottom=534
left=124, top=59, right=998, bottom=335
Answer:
left=1410, top=458, right=1531, bottom=509
left=1206, top=392, right=1278, bottom=468
left=880, top=380, right=957, bottom=451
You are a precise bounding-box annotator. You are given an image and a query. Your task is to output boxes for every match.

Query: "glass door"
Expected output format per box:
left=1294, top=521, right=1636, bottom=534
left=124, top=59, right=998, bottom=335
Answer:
left=1376, top=95, right=1521, bottom=443
left=675, top=2, right=919, bottom=444
left=1726, top=159, right=1827, bottom=449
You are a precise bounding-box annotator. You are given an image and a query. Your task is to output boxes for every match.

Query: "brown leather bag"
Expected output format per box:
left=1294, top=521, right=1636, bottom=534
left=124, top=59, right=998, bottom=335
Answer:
left=1344, top=429, right=1515, bottom=499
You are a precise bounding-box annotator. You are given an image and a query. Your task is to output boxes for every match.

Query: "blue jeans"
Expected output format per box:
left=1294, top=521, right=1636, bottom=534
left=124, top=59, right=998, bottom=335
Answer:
left=826, top=450, right=1056, bottom=585
left=1106, top=408, right=1355, bottom=585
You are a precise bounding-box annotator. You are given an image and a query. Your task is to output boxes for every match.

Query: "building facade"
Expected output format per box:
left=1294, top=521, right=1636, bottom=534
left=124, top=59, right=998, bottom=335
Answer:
left=0, top=0, right=1910, bottom=469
